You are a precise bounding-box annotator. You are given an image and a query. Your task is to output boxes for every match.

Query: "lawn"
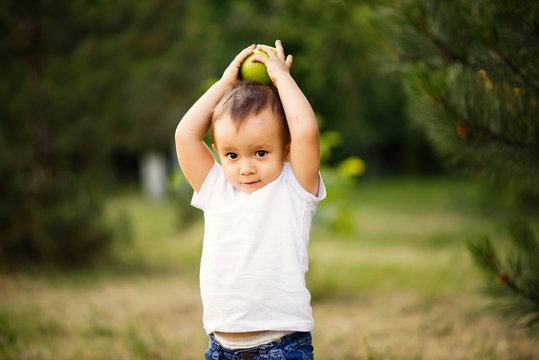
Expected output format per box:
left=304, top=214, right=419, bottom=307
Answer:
left=0, top=176, right=537, bottom=359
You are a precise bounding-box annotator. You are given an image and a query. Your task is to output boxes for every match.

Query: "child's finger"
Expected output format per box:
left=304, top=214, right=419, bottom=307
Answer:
left=234, top=44, right=256, bottom=64
left=275, top=40, right=286, bottom=61
left=257, top=44, right=278, bottom=59
left=222, top=44, right=255, bottom=82
left=249, top=55, right=268, bottom=64
left=286, top=54, right=293, bottom=69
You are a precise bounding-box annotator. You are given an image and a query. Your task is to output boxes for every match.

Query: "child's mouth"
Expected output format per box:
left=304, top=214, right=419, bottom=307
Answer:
left=243, top=180, right=260, bottom=186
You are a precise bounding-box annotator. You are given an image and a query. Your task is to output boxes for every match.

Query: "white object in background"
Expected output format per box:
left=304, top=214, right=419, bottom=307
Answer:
left=141, top=152, right=166, bottom=201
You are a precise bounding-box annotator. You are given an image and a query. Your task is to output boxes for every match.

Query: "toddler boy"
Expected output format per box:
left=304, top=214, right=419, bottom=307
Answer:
left=175, top=40, right=325, bottom=359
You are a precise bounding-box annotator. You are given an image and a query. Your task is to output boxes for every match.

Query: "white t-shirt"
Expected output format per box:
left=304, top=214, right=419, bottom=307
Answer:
left=191, top=162, right=326, bottom=334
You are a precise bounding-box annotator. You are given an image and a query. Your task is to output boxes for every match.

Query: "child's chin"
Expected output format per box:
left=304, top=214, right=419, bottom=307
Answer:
left=237, top=182, right=263, bottom=194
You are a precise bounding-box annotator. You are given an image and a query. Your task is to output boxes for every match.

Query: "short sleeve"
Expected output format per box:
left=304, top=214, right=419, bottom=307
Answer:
left=191, top=161, right=221, bottom=210
left=283, top=164, right=326, bottom=208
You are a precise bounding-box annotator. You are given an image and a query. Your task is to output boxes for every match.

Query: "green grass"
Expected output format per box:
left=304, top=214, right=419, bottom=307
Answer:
left=307, top=176, right=495, bottom=299
left=0, top=177, right=537, bottom=360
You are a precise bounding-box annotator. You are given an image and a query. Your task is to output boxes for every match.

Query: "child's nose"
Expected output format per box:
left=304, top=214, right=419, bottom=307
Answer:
left=240, top=160, right=255, bottom=175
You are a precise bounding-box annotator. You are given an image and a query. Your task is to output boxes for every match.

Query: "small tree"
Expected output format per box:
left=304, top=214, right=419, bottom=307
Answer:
left=367, top=0, right=539, bottom=326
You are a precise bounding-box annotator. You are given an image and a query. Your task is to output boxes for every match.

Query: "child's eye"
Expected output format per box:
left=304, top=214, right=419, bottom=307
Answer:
left=255, top=150, right=267, bottom=158
left=226, top=152, right=238, bottom=160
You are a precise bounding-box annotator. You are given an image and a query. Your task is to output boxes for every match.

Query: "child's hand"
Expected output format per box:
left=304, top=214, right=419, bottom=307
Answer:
left=252, top=40, right=293, bottom=85
left=221, top=44, right=256, bottom=86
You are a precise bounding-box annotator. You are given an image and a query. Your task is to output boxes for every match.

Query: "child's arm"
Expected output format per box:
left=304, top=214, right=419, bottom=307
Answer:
left=175, top=45, right=255, bottom=192
left=255, top=41, right=321, bottom=196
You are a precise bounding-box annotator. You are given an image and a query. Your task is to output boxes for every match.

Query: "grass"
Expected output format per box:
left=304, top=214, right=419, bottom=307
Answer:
left=0, top=176, right=537, bottom=359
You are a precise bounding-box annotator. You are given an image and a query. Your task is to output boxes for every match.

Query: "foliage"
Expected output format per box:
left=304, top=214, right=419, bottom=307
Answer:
left=369, top=0, right=539, bottom=194
left=147, top=0, right=432, bottom=173
left=0, top=1, right=128, bottom=265
left=169, top=170, right=200, bottom=228
left=0, top=175, right=112, bottom=266
left=370, top=0, right=539, bottom=328
left=2, top=0, right=436, bottom=265
left=0, top=1, right=179, bottom=264
left=468, top=218, right=539, bottom=329
left=317, top=129, right=366, bottom=235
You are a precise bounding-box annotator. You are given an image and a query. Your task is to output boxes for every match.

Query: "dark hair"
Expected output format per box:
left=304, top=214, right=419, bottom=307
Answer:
left=211, top=81, right=290, bottom=143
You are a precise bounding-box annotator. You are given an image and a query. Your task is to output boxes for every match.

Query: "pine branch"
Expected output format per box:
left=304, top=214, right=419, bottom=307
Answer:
left=465, top=123, right=536, bottom=149
left=416, top=79, right=537, bottom=149
left=411, top=14, right=477, bottom=70
left=468, top=221, right=539, bottom=328
left=509, top=218, right=539, bottom=255
left=468, top=236, right=501, bottom=274
left=485, top=34, right=539, bottom=92
left=365, top=22, right=400, bottom=60
left=496, top=270, right=537, bottom=308
left=412, top=11, right=539, bottom=92
left=484, top=34, right=523, bottom=76
left=473, top=250, right=539, bottom=324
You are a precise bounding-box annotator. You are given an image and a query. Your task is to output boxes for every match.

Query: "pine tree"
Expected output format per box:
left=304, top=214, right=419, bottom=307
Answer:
left=373, top=0, right=538, bottom=193
left=367, top=0, right=539, bottom=327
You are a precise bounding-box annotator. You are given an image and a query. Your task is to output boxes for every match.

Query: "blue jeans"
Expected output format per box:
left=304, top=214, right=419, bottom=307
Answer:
left=204, top=331, right=314, bottom=360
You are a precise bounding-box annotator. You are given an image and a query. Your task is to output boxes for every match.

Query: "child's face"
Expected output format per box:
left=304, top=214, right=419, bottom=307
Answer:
left=213, top=108, right=290, bottom=194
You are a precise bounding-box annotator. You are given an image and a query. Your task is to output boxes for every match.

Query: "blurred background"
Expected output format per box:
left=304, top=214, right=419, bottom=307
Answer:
left=1, top=1, right=537, bottom=359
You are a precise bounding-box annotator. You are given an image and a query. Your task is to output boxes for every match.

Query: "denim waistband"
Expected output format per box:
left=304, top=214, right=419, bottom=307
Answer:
left=208, top=331, right=312, bottom=359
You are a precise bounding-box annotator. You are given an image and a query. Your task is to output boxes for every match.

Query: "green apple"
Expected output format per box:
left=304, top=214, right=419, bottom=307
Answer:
left=239, top=46, right=276, bottom=85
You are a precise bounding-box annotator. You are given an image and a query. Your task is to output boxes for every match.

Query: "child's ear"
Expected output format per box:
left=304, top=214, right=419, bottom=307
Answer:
left=212, top=143, right=218, bottom=153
